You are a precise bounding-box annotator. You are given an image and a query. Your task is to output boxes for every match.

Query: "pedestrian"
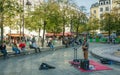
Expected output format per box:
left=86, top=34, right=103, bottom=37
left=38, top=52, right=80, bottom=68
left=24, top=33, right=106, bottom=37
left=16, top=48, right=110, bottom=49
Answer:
left=0, top=42, right=9, bottom=59
left=32, top=41, right=41, bottom=53
left=82, top=38, right=89, bottom=60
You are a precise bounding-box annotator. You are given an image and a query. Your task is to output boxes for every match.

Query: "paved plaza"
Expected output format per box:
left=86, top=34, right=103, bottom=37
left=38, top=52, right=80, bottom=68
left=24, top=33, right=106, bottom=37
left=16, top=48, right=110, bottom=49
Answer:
left=0, top=43, right=120, bottom=75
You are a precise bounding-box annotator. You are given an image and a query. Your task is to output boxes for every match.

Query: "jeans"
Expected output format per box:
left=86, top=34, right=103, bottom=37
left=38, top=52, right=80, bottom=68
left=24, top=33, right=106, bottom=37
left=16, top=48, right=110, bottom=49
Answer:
left=12, top=47, right=20, bottom=54
left=1, top=49, right=8, bottom=59
left=49, top=44, right=54, bottom=50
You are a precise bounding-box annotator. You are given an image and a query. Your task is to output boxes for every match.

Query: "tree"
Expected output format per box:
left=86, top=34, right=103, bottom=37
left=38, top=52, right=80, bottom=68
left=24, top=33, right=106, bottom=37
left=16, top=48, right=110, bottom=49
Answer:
left=0, top=0, right=19, bottom=43
left=45, top=0, right=62, bottom=34
left=100, top=13, right=115, bottom=42
left=0, top=0, right=4, bottom=43
left=88, top=17, right=99, bottom=36
left=111, top=0, right=120, bottom=35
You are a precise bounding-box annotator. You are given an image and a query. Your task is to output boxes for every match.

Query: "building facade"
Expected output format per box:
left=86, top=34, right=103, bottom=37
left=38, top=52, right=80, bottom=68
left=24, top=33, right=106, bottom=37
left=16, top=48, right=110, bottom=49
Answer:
left=90, top=0, right=112, bottom=19
left=99, top=0, right=112, bottom=18
left=90, top=2, right=99, bottom=19
left=91, top=0, right=120, bottom=19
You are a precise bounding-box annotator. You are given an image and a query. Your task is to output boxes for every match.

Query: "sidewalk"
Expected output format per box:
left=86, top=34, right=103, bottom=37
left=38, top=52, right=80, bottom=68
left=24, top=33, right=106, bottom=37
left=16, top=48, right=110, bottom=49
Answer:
left=91, top=45, right=120, bottom=63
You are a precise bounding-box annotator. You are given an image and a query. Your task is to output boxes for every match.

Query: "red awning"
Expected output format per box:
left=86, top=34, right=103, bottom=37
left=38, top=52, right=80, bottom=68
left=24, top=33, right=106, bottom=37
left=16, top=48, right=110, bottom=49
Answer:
left=45, top=32, right=73, bottom=36
left=45, top=33, right=54, bottom=36
left=6, top=34, right=29, bottom=37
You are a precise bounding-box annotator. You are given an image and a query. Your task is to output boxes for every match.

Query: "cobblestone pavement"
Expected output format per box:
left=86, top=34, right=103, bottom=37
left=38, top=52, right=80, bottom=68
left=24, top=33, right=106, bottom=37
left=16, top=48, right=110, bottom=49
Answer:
left=0, top=43, right=120, bottom=75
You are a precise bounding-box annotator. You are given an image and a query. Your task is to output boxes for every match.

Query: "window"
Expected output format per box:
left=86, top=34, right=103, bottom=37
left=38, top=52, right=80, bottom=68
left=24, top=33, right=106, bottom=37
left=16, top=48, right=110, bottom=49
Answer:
left=105, top=7, right=109, bottom=11
left=94, top=10, right=96, bottom=14
left=106, top=1, right=109, bottom=4
left=99, top=2, right=103, bottom=5
left=100, top=8, right=103, bottom=12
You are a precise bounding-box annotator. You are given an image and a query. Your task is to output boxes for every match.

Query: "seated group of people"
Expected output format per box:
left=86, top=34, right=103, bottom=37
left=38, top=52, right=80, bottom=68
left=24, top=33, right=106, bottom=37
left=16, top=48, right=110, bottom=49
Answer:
left=13, top=41, right=41, bottom=54
left=0, top=41, right=41, bottom=59
left=12, top=41, right=26, bottom=54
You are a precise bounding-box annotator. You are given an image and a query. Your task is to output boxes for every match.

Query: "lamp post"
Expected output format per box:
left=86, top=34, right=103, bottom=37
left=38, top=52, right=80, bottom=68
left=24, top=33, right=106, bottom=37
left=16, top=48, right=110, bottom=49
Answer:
left=26, top=0, right=32, bottom=15
left=22, top=0, right=25, bottom=41
left=26, top=0, right=32, bottom=6
left=22, top=0, right=31, bottom=41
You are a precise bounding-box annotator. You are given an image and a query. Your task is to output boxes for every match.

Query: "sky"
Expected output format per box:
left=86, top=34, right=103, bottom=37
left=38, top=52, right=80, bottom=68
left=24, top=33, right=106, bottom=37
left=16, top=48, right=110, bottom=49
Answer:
left=29, top=0, right=98, bottom=14
left=74, top=0, right=98, bottom=13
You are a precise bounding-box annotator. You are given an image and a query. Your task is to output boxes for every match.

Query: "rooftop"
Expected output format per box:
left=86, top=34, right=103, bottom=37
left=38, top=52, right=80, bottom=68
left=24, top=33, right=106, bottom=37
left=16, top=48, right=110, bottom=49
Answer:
left=91, top=2, right=99, bottom=8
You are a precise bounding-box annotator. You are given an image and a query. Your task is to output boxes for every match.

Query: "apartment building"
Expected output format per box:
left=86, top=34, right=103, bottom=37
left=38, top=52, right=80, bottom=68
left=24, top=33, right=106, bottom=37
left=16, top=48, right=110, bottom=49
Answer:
left=90, top=0, right=112, bottom=19
left=90, top=2, right=99, bottom=19
left=99, top=0, right=112, bottom=18
left=90, top=0, right=120, bottom=19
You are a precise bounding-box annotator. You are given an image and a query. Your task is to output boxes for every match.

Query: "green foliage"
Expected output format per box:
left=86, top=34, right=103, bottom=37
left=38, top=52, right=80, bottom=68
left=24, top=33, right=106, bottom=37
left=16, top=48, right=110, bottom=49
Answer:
left=0, top=0, right=20, bottom=43
left=88, top=17, right=99, bottom=31
left=0, top=0, right=89, bottom=37
left=0, top=1, right=4, bottom=12
left=0, top=0, right=20, bottom=27
left=19, top=0, right=88, bottom=35
left=100, top=13, right=115, bottom=32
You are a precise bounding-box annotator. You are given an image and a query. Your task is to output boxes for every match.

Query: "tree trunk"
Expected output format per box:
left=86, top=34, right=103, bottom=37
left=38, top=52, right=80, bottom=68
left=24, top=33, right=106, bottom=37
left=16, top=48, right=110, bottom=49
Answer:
left=0, top=13, right=4, bottom=44
left=42, top=21, right=46, bottom=47
left=38, top=28, right=41, bottom=46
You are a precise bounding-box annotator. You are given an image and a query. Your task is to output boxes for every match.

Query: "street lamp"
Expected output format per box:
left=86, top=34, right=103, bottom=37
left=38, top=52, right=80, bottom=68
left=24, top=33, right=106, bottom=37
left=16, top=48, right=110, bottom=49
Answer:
left=22, top=0, right=31, bottom=41
left=26, top=0, right=32, bottom=6
left=26, top=0, right=32, bottom=14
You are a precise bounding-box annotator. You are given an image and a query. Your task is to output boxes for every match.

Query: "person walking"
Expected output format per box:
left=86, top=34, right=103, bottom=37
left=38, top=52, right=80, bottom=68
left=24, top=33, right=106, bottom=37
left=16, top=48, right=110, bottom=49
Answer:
left=82, top=38, right=89, bottom=60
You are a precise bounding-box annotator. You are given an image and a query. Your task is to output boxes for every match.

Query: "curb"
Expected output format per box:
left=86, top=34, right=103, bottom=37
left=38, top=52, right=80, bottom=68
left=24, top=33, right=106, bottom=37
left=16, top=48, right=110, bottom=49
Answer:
left=91, top=45, right=120, bottom=63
